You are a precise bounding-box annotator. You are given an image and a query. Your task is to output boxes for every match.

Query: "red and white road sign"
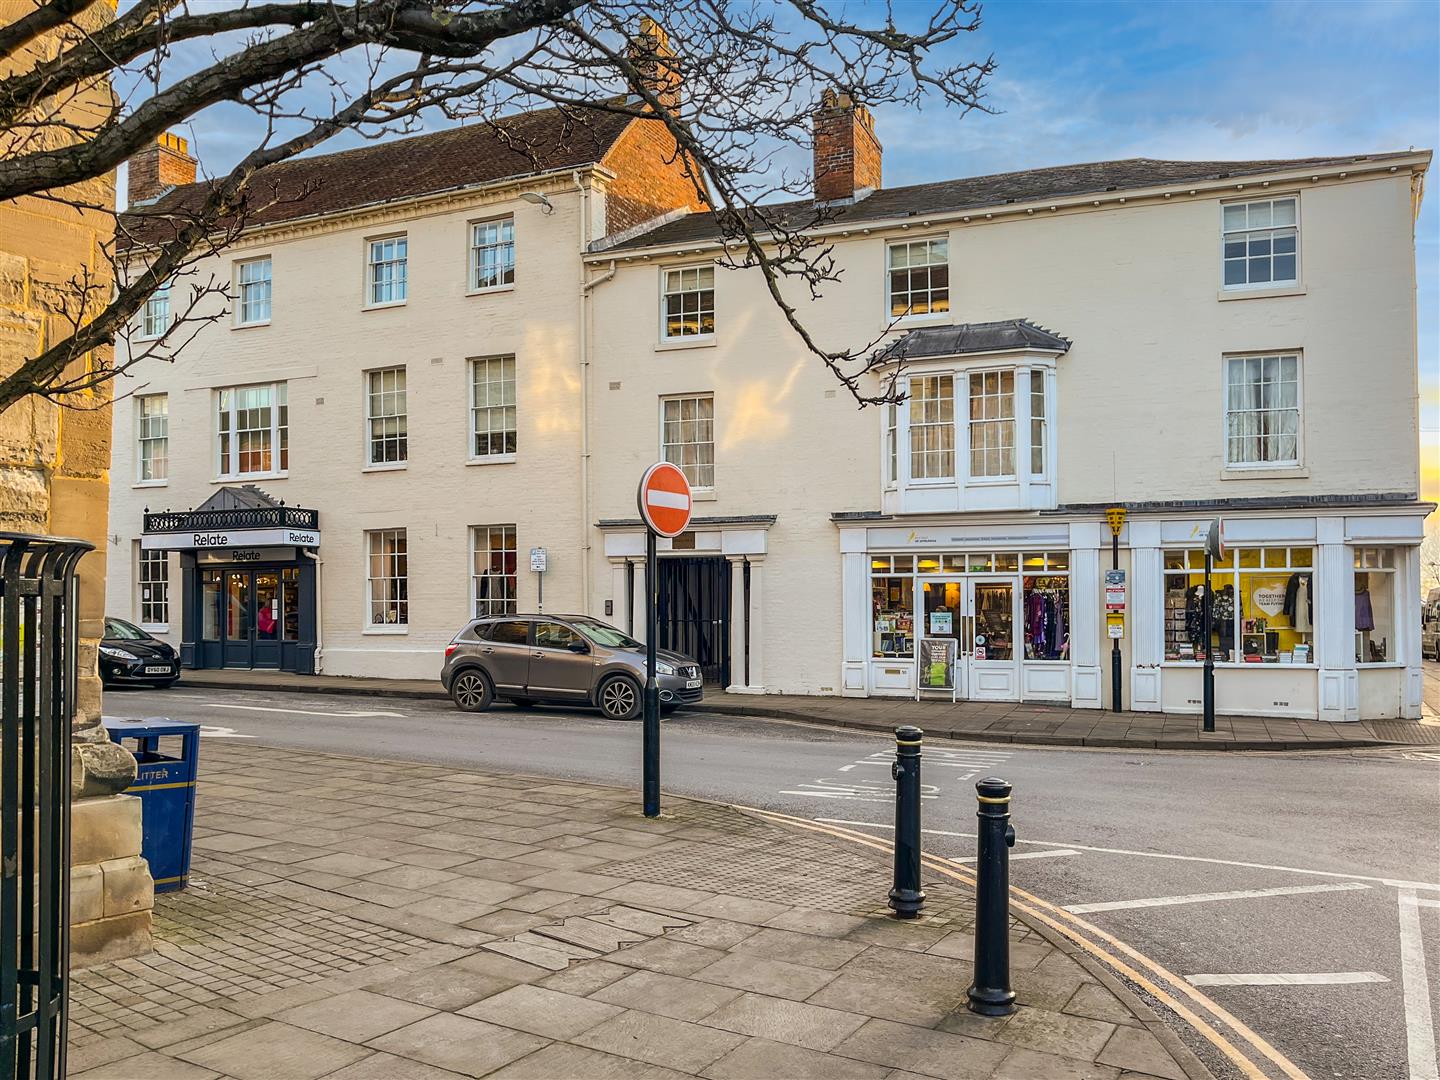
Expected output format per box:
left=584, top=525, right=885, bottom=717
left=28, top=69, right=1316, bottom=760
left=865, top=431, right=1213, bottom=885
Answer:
left=637, top=462, right=692, bottom=538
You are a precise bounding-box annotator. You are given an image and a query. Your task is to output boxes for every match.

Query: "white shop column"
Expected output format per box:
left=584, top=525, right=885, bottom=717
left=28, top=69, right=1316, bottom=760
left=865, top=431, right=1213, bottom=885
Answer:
left=609, top=561, right=628, bottom=631
left=726, top=557, right=750, bottom=693
left=628, top=559, right=646, bottom=639
left=840, top=528, right=869, bottom=696
left=1401, top=545, right=1424, bottom=719
left=1128, top=521, right=1164, bottom=712
left=1315, top=517, right=1358, bottom=722
left=744, top=560, right=765, bottom=693
left=1069, top=523, right=1103, bottom=709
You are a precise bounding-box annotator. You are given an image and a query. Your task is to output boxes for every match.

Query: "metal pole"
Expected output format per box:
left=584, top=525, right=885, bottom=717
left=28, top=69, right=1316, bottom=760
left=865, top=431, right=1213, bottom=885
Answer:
left=888, top=725, right=925, bottom=918
left=643, top=530, right=661, bottom=817
left=968, top=776, right=1017, bottom=1016
left=1110, top=530, right=1122, bottom=713
left=1202, top=550, right=1215, bottom=733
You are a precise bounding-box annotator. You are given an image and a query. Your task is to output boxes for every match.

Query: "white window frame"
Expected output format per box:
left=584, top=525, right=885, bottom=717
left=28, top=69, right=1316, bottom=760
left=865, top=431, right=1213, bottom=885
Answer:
left=660, top=265, right=716, bottom=341
left=364, top=366, right=407, bottom=468
left=886, top=237, right=950, bottom=322
left=471, top=525, right=518, bottom=617
left=234, top=257, right=272, bottom=326
left=1029, top=372, right=1047, bottom=477
left=884, top=403, right=898, bottom=488
left=366, top=234, right=408, bottom=308
left=907, top=374, right=956, bottom=482
left=365, top=528, right=408, bottom=631
left=1223, top=353, right=1303, bottom=470
left=469, top=216, right=515, bottom=293
left=1221, top=196, right=1299, bottom=291
left=139, top=283, right=171, bottom=339
left=1353, top=546, right=1398, bottom=666
left=468, top=356, right=517, bottom=464
left=660, top=393, right=715, bottom=491
left=215, top=381, right=288, bottom=480
left=136, top=393, right=168, bottom=485
left=137, top=547, right=169, bottom=630
left=967, top=368, right=1016, bottom=482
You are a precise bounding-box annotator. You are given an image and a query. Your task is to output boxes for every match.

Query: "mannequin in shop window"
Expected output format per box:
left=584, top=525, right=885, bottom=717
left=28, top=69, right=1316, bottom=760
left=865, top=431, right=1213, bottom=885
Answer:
left=1283, top=572, right=1312, bottom=633
left=1215, top=585, right=1235, bottom=661
left=1355, top=574, right=1384, bottom=662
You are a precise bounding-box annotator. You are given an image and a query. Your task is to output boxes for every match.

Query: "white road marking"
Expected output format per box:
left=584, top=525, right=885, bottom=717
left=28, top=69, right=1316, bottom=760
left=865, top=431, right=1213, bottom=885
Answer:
left=1065, top=881, right=1370, bottom=914
left=1185, top=972, right=1389, bottom=987
left=1398, top=890, right=1439, bottom=1080
left=1418, top=897, right=1440, bottom=910
left=781, top=777, right=939, bottom=802
left=814, top=818, right=1440, bottom=893
left=948, top=849, right=1081, bottom=865
left=200, top=702, right=406, bottom=718
left=198, top=725, right=255, bottom=740
left=837, top=764, right=856, bottom=772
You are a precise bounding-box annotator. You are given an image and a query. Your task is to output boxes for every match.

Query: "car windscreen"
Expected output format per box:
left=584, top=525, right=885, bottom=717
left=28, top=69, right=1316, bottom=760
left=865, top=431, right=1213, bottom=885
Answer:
left=571, top=619, right=641, bottom=650
left=105, top=619, right=148, bottom=641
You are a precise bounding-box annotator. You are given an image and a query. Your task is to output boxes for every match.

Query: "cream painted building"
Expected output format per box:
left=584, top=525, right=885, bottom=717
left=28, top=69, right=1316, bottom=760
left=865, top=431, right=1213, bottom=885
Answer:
left=107, top=94, right=1432, bottom=722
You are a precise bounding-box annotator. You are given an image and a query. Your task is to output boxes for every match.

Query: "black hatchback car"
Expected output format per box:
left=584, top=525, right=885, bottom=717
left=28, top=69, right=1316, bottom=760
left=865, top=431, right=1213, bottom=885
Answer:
left=100, top=617, right=180, bottom=688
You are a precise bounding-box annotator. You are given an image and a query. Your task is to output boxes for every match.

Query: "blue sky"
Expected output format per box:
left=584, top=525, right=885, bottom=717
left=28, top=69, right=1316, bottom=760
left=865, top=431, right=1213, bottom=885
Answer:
left=139, top=0, right=1439, bottom=509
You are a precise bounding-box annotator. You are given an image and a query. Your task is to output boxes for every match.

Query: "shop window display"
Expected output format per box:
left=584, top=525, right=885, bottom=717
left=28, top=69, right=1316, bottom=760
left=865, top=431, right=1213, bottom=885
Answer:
left=1353, top=547, right=1395, bottom=663
left=1163, top=547, right=1314, bottom=664
left=873, top=576, right=914, bottom=657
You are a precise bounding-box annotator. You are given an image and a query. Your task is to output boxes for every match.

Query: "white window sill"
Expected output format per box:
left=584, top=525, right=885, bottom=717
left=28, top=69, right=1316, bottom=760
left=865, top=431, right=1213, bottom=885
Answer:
left=140, top=624, right=169, bottom=634
left=1222, top=466, right=1308, bottom=481
left=467, top=454, right=517, bottom=467
left=232, top=320, right=271, bottom=331
left=468, top=284, right=515, bottom=298
left=213, top=472, right=288, bottom=484
left=363, top=462, right=407, bottom=473
left=1217, top=284, right=1305, bottom=302
left=1160, top=661, right=1317, bottom=670
left=363, top=625, right=409, bottom=635
left=1356, top=662, right=1405, bottom=669
left=364, top=300, right=408, bottom=312
left=966, top=476, right=1018, bottom=487
left=656, top=336, right=716, bottom=352
left=905, top=478, right=958, bottom=487
left=133, top=479, right=169, bottom=489
left=133, top=333, right=165, bottom=344
left=884, top=313, right=952, bottom=332
left=692, top=489, right=717, bottom=503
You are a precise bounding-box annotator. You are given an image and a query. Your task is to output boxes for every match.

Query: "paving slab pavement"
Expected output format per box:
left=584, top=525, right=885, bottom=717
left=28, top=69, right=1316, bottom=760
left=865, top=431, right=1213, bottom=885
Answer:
left=173, top=669, right=1440, bottom=750
left=70, top=743, right=1208, bottom=1080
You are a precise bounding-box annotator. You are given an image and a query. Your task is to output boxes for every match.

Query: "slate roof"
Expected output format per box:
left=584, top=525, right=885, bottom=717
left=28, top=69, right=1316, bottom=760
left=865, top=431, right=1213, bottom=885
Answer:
left=195, top=485, right=281, bottom=512
left=874, top=320, right=1070, bottom=363
left=605, top=151, right=1419, bottom=251
left=121, top=105, right=634, bottom=247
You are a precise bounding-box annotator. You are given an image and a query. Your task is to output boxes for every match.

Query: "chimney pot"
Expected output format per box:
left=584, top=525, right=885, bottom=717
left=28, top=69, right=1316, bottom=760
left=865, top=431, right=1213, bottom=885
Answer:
left=812, top=90, right=882, bottom=203
left=128, top=132, right=197, bottom=206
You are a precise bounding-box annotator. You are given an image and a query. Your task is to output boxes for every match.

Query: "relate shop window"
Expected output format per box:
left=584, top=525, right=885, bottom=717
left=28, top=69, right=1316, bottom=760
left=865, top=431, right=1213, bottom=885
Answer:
left=366, top=367, right=407, bottom=465
left=367, top=235, right=408, bottom=305
left=1163, top=547, right=1314, bottom=664
left=138, top=548, right=168, bottom=627
left=662, top=266, right=715, bottom=339
left=137, top=394, right=168, bottom=481
left=872, top=571, right=914, bottom=658
left=366, top=529, right=408, bottom=627
left=969, top=370, right=1015, bottom=478
left=662, top=395, right=715, bottom=490
left=887, top=238, right=949, bottom=319
left=472, top=217, right=515, bottom=291
left=472, top=525, right=517, bottom=617
left=1223, top=197, right=1298, bottom=288
left=216, top=382, right=287, bottom=478
left=1354, top=547, right=1396, bottom=664
left=908, top=374, right=954, bottom=480
left=236, top=257, right=271, bottom=325
left=1226, top=354, right=1300, bottom=466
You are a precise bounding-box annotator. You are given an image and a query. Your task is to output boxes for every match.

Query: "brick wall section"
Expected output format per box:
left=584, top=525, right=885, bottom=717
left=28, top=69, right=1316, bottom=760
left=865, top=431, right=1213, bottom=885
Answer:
left=812, top=90, right=883, bottom=202
left=127, top=132, right=197, bottom=205
left=601, top=118, right=708, bottom=238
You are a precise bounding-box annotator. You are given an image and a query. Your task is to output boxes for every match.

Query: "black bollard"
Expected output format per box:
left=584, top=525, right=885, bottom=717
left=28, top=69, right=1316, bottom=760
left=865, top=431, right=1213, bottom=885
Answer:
left=967, top=776, right=1017, bottom=1016
left=888, top=725, right=925, bottom=919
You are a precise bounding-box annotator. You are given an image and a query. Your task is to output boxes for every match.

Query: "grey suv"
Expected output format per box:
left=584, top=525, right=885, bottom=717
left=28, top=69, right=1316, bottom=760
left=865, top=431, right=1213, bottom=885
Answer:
left=441, top=614, right=704, bottom=720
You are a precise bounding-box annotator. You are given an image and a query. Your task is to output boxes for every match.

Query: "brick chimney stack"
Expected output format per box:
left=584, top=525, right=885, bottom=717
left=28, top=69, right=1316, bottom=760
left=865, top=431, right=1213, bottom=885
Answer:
left=128, top=132, right=197, bottom=206
left=812, top=90, right=882, bottom=203
left=627, top=16, right=681, bottom=111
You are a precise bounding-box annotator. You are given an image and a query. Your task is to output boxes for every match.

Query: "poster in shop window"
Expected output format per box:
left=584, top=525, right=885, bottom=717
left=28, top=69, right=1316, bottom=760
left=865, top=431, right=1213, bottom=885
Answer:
left=917, top=637, right=956, bottom=693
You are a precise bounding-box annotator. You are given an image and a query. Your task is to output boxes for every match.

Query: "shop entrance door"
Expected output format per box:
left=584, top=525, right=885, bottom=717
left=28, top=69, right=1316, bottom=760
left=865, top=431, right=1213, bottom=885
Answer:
left=657, top=557, right=731, bottom=685
left=206, top=567, right=300, bottom=670
left=919, top=576, right=1019, bottom=701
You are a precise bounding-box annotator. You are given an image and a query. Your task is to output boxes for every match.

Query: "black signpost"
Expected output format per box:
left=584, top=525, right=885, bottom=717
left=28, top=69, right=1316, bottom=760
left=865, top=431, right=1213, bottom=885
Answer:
left=1202, top=517, right=1223, bottom=733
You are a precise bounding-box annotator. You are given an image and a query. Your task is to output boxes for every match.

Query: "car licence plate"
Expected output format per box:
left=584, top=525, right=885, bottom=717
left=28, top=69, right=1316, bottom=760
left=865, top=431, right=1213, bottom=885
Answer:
left=685, top=678, right=702, bottom=689
left=144, top=665, right=172, bottom=675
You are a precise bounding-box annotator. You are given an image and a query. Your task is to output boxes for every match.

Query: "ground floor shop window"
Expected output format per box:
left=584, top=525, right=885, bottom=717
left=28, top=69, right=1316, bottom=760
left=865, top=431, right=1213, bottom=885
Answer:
left=1163, top=546, right=1313, bottom=664
left=1022, top=551, right=1069, bottom=660
left=366, top=529, right=408, bottom=627
left=872, top=556, right=915, bottom=657
left=1354, top=547, right=1396, bottom=663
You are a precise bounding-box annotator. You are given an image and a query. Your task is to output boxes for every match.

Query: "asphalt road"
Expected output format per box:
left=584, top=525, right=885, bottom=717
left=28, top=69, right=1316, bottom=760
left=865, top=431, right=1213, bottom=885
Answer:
left=104, top=681, right=1440, bottom=1080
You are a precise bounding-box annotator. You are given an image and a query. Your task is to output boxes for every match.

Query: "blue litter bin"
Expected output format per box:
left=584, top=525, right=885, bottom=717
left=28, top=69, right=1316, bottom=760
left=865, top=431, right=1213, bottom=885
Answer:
left=103, top=718, right=200, bottom=892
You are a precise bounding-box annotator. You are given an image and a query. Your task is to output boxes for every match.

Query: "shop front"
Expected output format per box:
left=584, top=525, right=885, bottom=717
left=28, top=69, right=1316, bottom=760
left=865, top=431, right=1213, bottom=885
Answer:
left=141, top=488, right=321, bottom=674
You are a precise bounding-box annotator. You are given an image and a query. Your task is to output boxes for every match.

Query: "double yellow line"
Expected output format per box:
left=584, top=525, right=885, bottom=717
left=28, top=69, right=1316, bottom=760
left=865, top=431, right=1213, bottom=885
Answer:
left=740, top=806, right=1311, bottom=1080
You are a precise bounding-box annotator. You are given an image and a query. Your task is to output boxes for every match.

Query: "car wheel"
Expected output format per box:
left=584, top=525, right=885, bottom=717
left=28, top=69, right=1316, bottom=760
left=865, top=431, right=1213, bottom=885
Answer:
left=450, top=669, right=494, bottom=712
left=597, top=675, right=642, bottom=721
left=508, top=698, right=537, bottom=710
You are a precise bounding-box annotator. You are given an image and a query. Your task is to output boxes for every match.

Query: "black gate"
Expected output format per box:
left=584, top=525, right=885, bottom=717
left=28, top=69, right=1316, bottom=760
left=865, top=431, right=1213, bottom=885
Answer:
left=1, top=533, right=91, bottom=1080
left=657, top=557, right=731, bottom=685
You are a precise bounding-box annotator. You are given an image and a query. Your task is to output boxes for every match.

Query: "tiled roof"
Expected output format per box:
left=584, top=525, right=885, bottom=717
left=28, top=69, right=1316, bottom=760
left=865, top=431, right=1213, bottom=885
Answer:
left=121, top=105, right=634, bottom=246
left=875, top=320, right=1070, bottom=363
left=605, top=151, right=1420, bottom=251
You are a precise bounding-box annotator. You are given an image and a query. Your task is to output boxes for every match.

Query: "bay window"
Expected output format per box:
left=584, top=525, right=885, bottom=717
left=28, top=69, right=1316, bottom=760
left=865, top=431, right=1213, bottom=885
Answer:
left=216, top=382, right=287, bottom=479
left=968, top=370, right=1015, bottom=478
left=1030, top=376, right=1046, bottom=476
left=908, top=375, right=955, bottom=480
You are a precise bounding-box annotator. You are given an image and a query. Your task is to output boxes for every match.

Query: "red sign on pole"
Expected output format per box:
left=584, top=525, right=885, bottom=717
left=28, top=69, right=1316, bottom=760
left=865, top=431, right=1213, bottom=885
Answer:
left=637, top=462, right=692, bottom=538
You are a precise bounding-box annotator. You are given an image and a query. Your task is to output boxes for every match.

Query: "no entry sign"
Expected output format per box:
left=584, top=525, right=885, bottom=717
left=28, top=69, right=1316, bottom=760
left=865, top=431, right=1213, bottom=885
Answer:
left=637, top=462, right=692, bottom=538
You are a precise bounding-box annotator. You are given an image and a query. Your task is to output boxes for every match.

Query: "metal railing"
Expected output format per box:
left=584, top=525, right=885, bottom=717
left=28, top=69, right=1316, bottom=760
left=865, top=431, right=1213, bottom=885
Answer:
left=1, top=533, right=93, bottom=1080
left=142, top=505, right=318, bottom=533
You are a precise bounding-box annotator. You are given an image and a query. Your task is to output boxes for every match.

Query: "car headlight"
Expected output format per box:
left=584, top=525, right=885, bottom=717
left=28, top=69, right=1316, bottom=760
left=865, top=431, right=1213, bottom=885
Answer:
left=100, top=646, right=138, bottom=661
left=655, top=661, right=676, bottom=676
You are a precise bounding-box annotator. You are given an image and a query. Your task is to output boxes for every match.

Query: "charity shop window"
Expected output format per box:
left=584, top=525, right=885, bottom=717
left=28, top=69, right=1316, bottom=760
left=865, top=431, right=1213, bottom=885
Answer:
left=1163, top=547, right=1314, bottom=664
left=1354, top=547, right=1396, bottom=664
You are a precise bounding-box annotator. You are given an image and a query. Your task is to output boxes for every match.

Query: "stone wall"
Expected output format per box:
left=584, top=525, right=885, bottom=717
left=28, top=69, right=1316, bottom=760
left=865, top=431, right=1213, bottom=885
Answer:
left=0, top=0, right=154, bottom=965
